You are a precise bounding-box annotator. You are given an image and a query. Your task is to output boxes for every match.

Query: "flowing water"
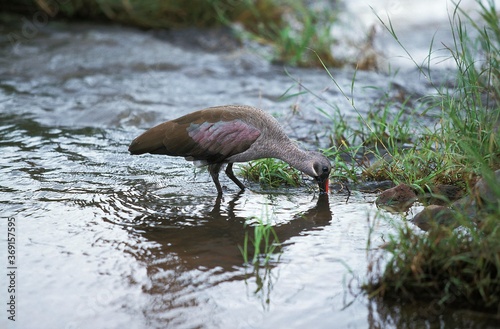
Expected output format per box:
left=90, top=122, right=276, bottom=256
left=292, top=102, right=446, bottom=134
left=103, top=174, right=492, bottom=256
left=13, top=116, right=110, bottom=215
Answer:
left=1, top=4, right=499, bottom=329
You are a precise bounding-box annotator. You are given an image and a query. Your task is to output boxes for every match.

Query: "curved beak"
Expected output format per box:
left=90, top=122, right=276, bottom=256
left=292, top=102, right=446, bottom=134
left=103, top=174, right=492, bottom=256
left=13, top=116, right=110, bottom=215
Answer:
left=316, top=174, right=329, bottom=195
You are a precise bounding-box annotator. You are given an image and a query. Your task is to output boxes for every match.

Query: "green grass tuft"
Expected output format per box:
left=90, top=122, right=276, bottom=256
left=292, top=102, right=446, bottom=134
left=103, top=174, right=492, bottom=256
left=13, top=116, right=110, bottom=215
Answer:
left=239, top=158, right=302, bottom=189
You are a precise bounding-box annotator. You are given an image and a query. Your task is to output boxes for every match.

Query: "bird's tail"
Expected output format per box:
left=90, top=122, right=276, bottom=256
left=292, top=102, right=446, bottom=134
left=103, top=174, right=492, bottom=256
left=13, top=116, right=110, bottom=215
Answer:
left=128, top=123, right=170, bottom=155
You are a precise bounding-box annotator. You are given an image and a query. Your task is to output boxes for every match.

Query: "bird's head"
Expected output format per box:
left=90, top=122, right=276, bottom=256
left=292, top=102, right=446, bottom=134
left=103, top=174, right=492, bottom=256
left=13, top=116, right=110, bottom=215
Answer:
left=309, top=152, right=331, bottom=195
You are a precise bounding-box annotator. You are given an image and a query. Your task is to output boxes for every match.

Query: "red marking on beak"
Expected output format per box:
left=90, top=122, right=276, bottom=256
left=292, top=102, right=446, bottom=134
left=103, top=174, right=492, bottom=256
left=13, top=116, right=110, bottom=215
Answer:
left=317, top=176, right=329, bottom=195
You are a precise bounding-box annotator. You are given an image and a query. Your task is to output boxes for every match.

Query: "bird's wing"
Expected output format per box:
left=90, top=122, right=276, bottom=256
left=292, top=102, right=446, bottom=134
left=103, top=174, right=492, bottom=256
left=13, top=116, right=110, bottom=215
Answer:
left=129, top=108, right=261, bottom=164
left=164, top=118, right=261, bottom=163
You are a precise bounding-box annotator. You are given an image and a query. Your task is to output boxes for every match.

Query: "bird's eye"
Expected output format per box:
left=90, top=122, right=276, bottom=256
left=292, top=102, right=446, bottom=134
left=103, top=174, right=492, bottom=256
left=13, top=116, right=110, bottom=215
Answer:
left=322, top=166, right=329, bottom=173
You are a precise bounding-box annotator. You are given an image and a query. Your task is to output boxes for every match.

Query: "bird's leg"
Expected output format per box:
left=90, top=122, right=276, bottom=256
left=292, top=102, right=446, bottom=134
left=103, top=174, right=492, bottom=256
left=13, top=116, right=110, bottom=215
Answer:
left=208, top=163, right=224, bottom=195
left=225, top=163, right=246, bottom=191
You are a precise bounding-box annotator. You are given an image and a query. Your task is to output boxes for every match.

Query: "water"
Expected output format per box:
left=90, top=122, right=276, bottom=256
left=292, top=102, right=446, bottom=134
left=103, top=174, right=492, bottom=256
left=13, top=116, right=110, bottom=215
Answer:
left=1, top=113, right=382, bottom=328
left=1, top=5, right=499, bottom=328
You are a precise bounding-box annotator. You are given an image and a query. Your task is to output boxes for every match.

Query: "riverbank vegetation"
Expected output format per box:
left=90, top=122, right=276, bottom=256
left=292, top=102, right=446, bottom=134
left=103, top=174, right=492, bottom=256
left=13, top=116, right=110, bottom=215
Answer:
left=350, top=1, right=499, bottom=313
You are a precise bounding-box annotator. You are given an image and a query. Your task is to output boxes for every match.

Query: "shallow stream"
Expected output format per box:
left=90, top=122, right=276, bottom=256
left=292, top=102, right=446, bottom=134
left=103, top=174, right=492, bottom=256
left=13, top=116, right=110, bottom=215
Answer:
left=1, top=4, right=499, bottom=328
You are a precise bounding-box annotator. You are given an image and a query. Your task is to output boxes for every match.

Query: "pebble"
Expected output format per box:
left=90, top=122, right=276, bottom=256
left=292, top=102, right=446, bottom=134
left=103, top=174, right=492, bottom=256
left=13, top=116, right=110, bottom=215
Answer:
left=411, top=205, right=458, bottom=231
left=375, top=183, right=417, bottom=212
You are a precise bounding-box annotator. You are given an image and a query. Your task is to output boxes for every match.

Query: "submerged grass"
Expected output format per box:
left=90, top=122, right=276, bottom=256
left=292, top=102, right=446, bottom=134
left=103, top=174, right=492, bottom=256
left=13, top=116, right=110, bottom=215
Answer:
left=239, top=215, right=281, bottom=266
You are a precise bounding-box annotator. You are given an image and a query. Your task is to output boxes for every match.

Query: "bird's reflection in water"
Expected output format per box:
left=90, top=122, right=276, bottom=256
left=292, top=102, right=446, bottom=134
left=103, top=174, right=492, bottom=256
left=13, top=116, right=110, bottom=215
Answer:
left=135, top=192, right=332, bottom=269
left=116, top=190, right=332, bottom=314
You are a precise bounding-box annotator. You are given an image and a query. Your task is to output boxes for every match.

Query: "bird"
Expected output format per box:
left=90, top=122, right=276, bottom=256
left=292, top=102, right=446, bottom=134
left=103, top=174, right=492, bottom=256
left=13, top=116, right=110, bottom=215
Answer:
left=128, top=105, right=331, bottom=195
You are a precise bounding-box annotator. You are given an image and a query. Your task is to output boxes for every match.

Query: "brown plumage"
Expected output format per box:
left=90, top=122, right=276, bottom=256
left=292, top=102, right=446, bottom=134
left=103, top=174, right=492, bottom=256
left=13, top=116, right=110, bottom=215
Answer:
left=129, top=105, right=331, bottom=195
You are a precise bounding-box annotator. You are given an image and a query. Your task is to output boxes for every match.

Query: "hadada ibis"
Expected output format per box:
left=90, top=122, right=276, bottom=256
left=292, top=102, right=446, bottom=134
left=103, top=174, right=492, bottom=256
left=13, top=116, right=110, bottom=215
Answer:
left=128, top=105, right=331, bottom=195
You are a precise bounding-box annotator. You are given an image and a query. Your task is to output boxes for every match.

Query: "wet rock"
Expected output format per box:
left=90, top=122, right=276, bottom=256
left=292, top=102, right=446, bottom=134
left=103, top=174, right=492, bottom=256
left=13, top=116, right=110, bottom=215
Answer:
left=473, top=169, right=500, bottom=207
left=362, top=153, right=393, bottom=181
left=424, top=184, right=465, bottom=205
left=375, top=183, right=417, bottom=212
left=445, top=170, right=500, bottom=225
left=411, top=205, right=458, bottom=231
left=152, top=27, right=241, bottom=53
left=451, top=195, right=478, bottom=222
left=356, top=180, right=395, bottom=193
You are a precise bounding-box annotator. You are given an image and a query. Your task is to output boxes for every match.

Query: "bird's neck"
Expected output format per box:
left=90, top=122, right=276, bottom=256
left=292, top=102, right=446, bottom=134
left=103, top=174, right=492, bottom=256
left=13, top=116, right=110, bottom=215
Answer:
left=274, top=143, right=314, bottom=177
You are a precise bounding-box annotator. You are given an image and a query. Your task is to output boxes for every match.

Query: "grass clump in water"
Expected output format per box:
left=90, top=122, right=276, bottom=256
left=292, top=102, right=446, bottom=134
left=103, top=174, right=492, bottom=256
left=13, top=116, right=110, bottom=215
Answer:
left=240, top=158, right=302, bottom=189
